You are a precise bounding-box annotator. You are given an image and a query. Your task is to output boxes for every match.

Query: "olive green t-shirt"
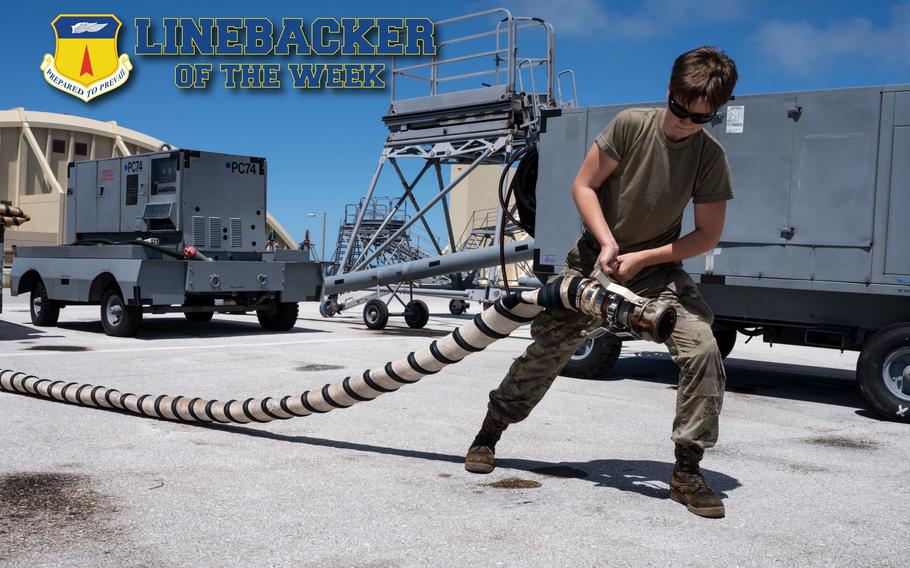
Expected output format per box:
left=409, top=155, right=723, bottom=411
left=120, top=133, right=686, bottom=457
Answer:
left=591, top=108, right=733, bottom=254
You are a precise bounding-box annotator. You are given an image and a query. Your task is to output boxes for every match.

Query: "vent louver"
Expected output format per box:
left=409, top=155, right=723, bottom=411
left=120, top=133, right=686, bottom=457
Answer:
left=230, top=218, right=242, bottom=248
left=192, top=216, right=205, bottom=246
left=209, top=217, right=221, bottom=248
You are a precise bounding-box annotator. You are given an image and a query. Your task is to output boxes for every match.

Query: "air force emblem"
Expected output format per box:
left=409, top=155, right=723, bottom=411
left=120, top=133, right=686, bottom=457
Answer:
left=40, top=14, right=132, bottom=102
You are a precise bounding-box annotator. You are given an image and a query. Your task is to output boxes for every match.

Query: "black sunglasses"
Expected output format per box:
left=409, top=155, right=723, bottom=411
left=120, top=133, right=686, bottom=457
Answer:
left=667, top=92, right=717, bottom=124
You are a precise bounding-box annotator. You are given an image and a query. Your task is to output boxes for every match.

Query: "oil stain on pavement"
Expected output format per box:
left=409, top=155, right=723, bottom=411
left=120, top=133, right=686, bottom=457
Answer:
left=296, top=363, right=345, bottom=372
left=806, top=436, right=880, bottom=450
left=484, top=477, right=542, bottom=489
left=0, top=472, right=122, bottom=558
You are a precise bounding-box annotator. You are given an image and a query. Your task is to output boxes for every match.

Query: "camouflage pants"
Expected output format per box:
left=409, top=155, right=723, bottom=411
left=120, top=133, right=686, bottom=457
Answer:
left=487, top=238, right=727, bottom=449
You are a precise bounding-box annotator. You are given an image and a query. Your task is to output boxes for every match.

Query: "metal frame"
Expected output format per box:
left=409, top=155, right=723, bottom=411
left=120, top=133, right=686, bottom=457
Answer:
left=331, top=196, right=431, bottom=273
left=326, top=9, right=571, bottom=320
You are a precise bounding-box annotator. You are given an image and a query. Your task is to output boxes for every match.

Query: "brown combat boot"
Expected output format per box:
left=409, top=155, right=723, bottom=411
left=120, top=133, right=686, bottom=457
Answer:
left=464, top=413, right=507, bottom=474
left=669, top=443, right=725, bottom=518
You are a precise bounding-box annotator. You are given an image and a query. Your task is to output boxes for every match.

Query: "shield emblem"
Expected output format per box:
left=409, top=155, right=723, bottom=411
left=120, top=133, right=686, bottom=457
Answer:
left=40, top=14, right=132, bottom=102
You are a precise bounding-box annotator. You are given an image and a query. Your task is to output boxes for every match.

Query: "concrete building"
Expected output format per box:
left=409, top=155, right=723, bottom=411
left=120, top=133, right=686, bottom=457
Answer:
left=0, top=108, right=297, bottom=267
left=449, top=164, right=531, bottom=285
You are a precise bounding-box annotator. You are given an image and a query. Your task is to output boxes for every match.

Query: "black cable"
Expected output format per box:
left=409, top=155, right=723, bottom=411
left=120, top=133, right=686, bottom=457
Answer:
left=496, top=148, right=528, bottom=295
left=124, top=240, right=185, bottom=260
left=497, top=146, right=531, bottom=228
left=69, top=238, right=183, bottom=259
left=737, top=327, right=764, bottom=337
left=511, top=146, right=538, bottom=236
left=499, top=208, right=510, bottom=294
left=496, top=146, right=539, bottom=294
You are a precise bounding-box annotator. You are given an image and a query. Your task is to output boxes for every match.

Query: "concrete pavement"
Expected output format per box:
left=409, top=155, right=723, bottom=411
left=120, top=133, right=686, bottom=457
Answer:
left=1, top=289, right=907, bottom=567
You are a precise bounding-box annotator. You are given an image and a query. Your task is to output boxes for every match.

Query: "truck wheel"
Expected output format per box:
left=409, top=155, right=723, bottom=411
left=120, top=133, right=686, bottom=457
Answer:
left=857, top=324, right=910, bottom=423
left=448, top=299, right=468, bottom=315
left=184, top=298, right=215, bottom=323
left=405, top=300, right=430, bottom=329
left=100, top=288, right=142, bottom=337
left=561, top=332, right=623, bottom=379
left=30, top=280, right=60, bottom=326
left=713, top=328, right=737, bottom=359
left=257, top=302, right=299, bottom=331
left=363, top=299, right=389, bottom=330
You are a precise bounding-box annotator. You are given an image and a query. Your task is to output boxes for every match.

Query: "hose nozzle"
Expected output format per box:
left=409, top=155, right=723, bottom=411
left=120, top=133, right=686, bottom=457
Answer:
left=605, top=293, right=677, bottom=343
left=535, top=271, right=677, bottom=343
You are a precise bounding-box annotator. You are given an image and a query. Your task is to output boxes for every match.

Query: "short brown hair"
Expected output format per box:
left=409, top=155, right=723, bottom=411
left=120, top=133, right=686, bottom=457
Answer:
left=669, top=46, right=738, bottom=112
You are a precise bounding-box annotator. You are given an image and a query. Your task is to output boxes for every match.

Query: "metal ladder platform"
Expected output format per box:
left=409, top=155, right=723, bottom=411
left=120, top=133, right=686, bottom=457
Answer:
left=383, top=85, right=531, bottom=149
left=322, top=8, right=577, bottom=325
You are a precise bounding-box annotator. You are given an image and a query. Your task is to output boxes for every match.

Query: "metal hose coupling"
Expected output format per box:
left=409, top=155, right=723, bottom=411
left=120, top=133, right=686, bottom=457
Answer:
left=532, top=271, right=677, bottom=343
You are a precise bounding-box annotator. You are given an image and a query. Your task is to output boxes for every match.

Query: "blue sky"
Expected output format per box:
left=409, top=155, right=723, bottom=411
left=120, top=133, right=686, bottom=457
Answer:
left=2, top=0, right=907, bottom=256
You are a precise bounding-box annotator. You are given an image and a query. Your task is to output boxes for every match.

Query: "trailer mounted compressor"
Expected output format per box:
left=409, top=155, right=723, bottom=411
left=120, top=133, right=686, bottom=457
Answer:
left=9, top=149, right=323, bottom=336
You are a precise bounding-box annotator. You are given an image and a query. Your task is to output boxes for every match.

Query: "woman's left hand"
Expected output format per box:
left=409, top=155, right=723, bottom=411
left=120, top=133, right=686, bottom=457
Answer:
left=615, top=251, right=649, bottom=283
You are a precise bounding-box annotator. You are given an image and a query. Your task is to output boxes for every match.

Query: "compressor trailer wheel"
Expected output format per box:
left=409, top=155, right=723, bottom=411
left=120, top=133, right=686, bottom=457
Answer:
left=857, top=324, right=910, bottom=423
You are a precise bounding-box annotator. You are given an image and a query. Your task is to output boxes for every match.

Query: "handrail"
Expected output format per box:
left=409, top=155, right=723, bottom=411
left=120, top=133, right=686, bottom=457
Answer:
left=558, top=69, right=579, bottom=108
left=394, top=48, right=509, bottom=74
left=389, top=10, right=558, bottom=108
left=517, top=58, right=541, bottom=130
left=393, top=8, right=566, bottom=103
left=455, top=207, right=504, bottom=250
left=434, top=8, right=514, bottom=26
left=437, top=28, right=505, bottom=48
left=510, top=17, right=555, bottom=106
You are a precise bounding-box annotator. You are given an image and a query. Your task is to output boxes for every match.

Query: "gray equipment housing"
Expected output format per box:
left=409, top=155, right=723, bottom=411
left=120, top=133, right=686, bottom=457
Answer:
left=66, top=149, right=266, bottom=253
left=533, top=84, right=910, bottom=421
left=11, top=150, right=323, bottom=334
left=534, top=84, right=910, bottom=342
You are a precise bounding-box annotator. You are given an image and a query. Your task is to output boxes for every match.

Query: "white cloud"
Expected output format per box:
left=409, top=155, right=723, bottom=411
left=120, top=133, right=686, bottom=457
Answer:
left=753, top=3, right=910, bottom=76
left=499, top=0, right=610, bottom=36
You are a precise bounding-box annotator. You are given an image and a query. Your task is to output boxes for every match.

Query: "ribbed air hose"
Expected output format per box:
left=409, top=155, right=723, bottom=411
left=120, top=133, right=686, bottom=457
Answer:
left=1, top=204, right=30, bottom=227
left=0, top=276, right=677, bottom=425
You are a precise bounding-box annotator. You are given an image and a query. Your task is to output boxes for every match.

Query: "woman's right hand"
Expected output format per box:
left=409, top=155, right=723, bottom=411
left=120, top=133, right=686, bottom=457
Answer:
left=595, top=241, right=620, bottom=277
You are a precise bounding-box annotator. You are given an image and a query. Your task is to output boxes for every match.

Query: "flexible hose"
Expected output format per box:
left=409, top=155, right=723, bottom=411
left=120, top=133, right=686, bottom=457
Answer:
left=1, top=204, right=30, bottom=227
left=497, top=146, right=531, bottom=230
left=496, top=146, right=538, bottom=293
left=0, top=276, right=676, bottom=425
left=70, top=239, right=185, bottom=260
left=510, top=147, right=537, bottom=236
left=496, top=147, right=530, bottom=294
left=124, top=240, right=185, bottom=260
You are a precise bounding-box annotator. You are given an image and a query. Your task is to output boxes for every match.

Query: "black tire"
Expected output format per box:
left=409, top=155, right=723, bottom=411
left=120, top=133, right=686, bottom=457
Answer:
left=363, top=299, right=389, bottom=330
left=185, top=311, right=214, bottom=323
left=857, top=324, right=910, bottom=423
left=257, top=302, right=299, bottom=331
left=561, top=332, right=623, bottom=379
left=404, top=300, right=429, bottom=329
left=100, top=288, right=142, bottom=337
left=713, top=328, right=737, bottom=359
left=30, top=279, right=60, bottom=326
left=448, top=299, right=468, bottom=315
left=184, top=298, right=215, bottom=323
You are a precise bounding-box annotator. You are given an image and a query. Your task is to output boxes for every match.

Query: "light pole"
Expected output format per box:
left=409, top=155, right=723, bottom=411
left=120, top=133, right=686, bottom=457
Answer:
left=307, top=212, right=327, bottom=262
